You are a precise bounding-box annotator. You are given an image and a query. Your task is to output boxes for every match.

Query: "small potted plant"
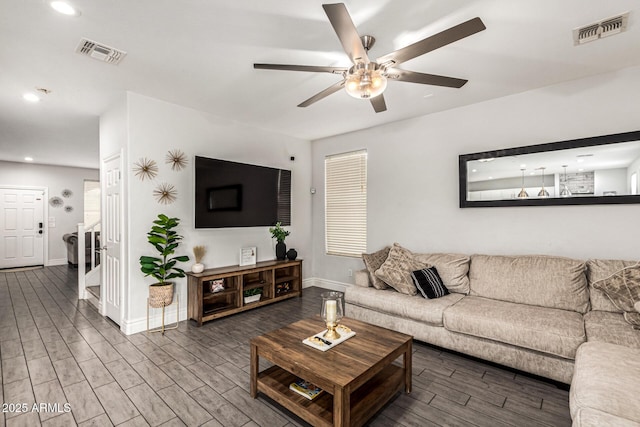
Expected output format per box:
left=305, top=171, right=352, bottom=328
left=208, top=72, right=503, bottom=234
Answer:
left=139, top=214, right=190, bottom=308
left=269, top=222, right=290, bottom=260
left=192, top=245, right=206, bottom=273
left=243, top=287, right=263, bottom=304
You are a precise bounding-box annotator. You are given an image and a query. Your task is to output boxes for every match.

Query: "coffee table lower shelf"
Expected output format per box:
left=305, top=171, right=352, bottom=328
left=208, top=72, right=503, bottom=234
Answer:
left=257, top=364, right=405, bottom=427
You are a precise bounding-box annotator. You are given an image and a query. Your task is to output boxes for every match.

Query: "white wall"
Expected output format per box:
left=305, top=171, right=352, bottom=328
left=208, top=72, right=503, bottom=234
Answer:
left=107, top=92, right=312, bottom=333
left=594, top=168, right=627, bottom=196
left=311, top=65, right=640, bottom=284
left=0, top=161, right=99, bottom=264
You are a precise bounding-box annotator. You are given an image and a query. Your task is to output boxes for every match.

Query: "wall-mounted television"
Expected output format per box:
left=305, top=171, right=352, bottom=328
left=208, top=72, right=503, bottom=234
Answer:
left=195, top=156, right=291, bottom=228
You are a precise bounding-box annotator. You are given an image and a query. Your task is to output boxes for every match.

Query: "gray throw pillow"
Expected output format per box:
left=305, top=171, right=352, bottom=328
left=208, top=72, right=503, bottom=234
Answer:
left=362, top=246, right=391, bottom=290
left=374, top=243, right=428, bottom=296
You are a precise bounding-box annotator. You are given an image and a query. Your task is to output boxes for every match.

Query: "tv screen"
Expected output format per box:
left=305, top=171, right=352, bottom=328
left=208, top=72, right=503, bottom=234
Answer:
left=195, top=156, right=291, bottom=228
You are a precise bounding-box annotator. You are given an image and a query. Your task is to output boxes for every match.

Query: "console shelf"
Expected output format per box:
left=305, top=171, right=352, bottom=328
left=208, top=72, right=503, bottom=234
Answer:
left=187, top=259, right=302, bottom=326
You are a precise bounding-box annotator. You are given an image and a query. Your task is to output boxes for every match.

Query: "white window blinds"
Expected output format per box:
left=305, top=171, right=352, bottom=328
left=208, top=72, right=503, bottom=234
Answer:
left=325, top=150, right=367, bottom=257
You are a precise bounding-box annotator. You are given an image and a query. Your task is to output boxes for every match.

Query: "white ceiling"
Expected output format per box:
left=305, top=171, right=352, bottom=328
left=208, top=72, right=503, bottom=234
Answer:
left=1, top=0, right=640, bottom=169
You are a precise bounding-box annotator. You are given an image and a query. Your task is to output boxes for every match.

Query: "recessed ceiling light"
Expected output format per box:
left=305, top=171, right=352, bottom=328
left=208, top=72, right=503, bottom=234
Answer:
left=23, top=93, right=40, bottom=103
left=24, top=157, right=34, bottom=162
left=50, top=1, right=80, bottom=16
left=471, top=169, right=477, bottom=173
left=520, top=164, right=526, bottom=168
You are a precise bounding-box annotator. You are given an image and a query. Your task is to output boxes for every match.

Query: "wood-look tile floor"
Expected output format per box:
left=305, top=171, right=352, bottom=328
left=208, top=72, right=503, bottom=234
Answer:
left=0, top=266, right=571, bottom=427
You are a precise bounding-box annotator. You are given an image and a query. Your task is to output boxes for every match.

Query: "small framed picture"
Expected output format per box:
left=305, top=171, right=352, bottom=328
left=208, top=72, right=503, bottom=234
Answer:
left=239, top=247, right=257, bottom=266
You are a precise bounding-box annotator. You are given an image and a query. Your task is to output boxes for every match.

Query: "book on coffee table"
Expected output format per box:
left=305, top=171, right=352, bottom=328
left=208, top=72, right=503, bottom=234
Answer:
left=289, top=379, right=323, bottom=400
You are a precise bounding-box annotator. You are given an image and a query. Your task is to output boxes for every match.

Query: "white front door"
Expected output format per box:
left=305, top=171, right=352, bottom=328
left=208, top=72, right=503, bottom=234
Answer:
left=0, top=188, right=45, bottom=269
left=101, top=153, right=123, bottom=324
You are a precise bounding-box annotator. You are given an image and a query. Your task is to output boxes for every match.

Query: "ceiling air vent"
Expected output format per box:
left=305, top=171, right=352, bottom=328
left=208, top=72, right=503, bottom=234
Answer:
left=573, top=12, right=629, bottom=45
left=75, top=38, right=127, bottom=64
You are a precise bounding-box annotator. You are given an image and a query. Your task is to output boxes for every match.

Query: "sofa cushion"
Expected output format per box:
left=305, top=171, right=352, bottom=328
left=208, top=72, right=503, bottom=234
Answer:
left=572, top=408, right=640, bottom=427
left=586, top=259, right=637, bottom=312
left=584, top=310, right=640, bottom=349
left=411, top=267, right=449, bottom=299
left=362, top=246, right=391, bottom=290
left=374, top=243, right=427, bottom=296
left=571, top=342, right=640, bottom=425
left=443, top=296, right=585, bottom=359
left=592, top=263, right=640, bottom=328
left=469, top=254, right=589, bottom=313
left=413, top=253, right=470, bottom=294
left=344, top=286, right=464, bottom=326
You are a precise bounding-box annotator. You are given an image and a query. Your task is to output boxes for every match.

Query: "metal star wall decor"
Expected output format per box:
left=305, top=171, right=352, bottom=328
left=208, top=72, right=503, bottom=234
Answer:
left=166, top=149, right=187, bottom=171
left=153, top=183, right=177, bottom=205
left=133, top=158, right=158, bottom=181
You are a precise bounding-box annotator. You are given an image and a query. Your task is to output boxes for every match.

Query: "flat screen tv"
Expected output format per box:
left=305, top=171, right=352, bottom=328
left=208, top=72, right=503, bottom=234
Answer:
left=195, top=156, right=291, bottom=228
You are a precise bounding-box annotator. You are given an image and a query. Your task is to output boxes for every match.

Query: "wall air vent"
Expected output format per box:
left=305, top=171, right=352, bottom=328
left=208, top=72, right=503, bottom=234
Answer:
left=75, top=38, right=127, bottom=64
left=573, top=12, right=629, bottom=45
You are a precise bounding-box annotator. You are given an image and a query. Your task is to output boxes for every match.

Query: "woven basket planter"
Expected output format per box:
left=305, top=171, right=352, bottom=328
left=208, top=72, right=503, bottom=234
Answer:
left=148, top=283, right=174, bottom=308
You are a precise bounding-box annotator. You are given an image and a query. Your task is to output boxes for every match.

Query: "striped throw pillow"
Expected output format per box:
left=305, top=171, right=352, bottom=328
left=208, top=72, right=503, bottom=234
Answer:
left=411, top=267, right=450, bottom=299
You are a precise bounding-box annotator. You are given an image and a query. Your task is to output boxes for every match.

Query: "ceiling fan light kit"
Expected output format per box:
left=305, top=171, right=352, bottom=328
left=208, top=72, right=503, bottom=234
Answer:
left=345, top=63, right=387, bottom=99
left=254, top=2, right=485, bottom=113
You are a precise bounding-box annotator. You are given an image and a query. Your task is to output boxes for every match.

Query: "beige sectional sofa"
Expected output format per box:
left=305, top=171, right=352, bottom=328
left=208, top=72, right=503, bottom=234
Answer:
left=345, top=252, right=640, bottom=426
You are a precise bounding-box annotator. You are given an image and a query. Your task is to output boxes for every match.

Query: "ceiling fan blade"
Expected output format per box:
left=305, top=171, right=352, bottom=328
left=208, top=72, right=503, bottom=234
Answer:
left=322, top=3, right=369, bottom=64
left=377, top=17, right=486, bottom=66
left=389, top=69, right=467, bottom=88
left=370, top=94, right=387, bottom=113
left=298, top=80, right=345, bottom=108
left=254, top=64, right=348, bottom=74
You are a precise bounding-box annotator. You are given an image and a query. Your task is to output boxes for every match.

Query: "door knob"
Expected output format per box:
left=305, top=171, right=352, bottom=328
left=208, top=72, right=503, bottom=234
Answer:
left=101, top=246, right=108, bottom=251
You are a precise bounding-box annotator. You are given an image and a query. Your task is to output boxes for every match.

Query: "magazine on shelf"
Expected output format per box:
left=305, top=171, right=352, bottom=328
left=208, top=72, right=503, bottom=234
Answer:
left=289, top=379, right=323, bottom=401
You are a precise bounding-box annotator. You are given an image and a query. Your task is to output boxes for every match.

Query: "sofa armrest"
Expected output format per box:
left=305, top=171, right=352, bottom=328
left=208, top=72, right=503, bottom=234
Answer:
left=635, top=301, right=640, bottom=313
left=354, top=270, right=371, bottom=288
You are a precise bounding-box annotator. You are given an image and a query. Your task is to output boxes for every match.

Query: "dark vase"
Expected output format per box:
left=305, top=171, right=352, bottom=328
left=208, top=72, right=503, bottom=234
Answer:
left=286, top=248, right=297, bottom=261
left=275, top=241, right=287, bottom=260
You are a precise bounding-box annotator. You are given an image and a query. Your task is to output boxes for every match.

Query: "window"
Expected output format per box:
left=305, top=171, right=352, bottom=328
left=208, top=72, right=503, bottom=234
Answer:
left=325, top=150, right=367, bottom=257
left=84, top=180, right=101, bottom=228
left=632, top=172, right=638, bottom=195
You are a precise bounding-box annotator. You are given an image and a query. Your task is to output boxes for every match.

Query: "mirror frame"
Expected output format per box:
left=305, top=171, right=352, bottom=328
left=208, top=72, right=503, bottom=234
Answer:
left=459, top=130, right=640, bottom=208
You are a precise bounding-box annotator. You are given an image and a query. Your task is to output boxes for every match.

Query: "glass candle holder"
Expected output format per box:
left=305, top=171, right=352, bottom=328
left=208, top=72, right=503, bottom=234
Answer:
left=320, top=291, right=344, bottom=340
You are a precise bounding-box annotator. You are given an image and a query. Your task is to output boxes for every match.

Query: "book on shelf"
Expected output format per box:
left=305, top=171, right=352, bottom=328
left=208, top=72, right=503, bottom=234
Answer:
left=289, top=379, right=323, bottom=401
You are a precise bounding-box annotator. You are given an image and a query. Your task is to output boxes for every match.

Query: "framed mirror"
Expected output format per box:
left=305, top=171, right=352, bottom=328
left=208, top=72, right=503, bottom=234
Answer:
left=459, top=130, right=640, bottom=208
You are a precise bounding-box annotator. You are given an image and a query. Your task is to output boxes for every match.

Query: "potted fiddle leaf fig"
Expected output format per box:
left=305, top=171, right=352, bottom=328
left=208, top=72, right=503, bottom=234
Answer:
left=140, top=214, right=190, bottom=308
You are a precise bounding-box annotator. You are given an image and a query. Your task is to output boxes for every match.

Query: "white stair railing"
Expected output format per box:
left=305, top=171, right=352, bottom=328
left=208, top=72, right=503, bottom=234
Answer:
left=77, top=221, right=101, bottom=300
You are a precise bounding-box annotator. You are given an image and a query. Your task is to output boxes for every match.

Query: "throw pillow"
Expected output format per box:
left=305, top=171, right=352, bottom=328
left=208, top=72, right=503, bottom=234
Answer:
left=411, top=267, right=450, bottom=299
left=362, top=246, right=391, bottom=290
left=592, top=263, right=640, bottom=328
left=374, top=243, right=427, bottom=296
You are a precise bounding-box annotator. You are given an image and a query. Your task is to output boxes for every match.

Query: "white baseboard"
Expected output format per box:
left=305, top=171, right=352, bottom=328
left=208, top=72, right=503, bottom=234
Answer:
left=47, top=258, right=67, bottom=266
left=121, top=303, right=186, bottom=335
left=303, top=277, right=350, bottom=293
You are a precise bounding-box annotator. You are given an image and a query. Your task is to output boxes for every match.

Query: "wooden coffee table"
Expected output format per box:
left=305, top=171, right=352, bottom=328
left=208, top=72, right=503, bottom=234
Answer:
left=250, top=317, right=412, bottom=427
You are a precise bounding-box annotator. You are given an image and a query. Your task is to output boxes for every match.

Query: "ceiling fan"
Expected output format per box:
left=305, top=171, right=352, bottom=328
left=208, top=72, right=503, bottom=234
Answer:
left=254, top=3, right=486, bottom=113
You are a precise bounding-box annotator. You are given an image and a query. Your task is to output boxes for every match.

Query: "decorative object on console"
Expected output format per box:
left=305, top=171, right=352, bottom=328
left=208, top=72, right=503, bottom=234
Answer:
left=243, top=287, right=262, bottom=304
left=275, top=281, right=291, bottom=296
left=140, top=214, right=189, bottom=309
left=133, top=157, right=158, bottom=181
left=192, top=245, right=206, bottom=273
left=362, top=246, right=391, bottom=290
left=153, top=183, right=177, bottom=205
left=269, top=222, right=290, bottom=260
left=239, top=247, right=257, bottom=266
left=166, top=149, right=187, bottom=171
left=209, top=279, right=224, bottom=293
left=286, top=248, right=297, bottom=261
left=411, top=267, right=450, bottom=299
left=592, top=263, right=640, bottom=328
left=374, top=243, right=427, bottom=296
left=321, top=291, right=344, bottom=340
